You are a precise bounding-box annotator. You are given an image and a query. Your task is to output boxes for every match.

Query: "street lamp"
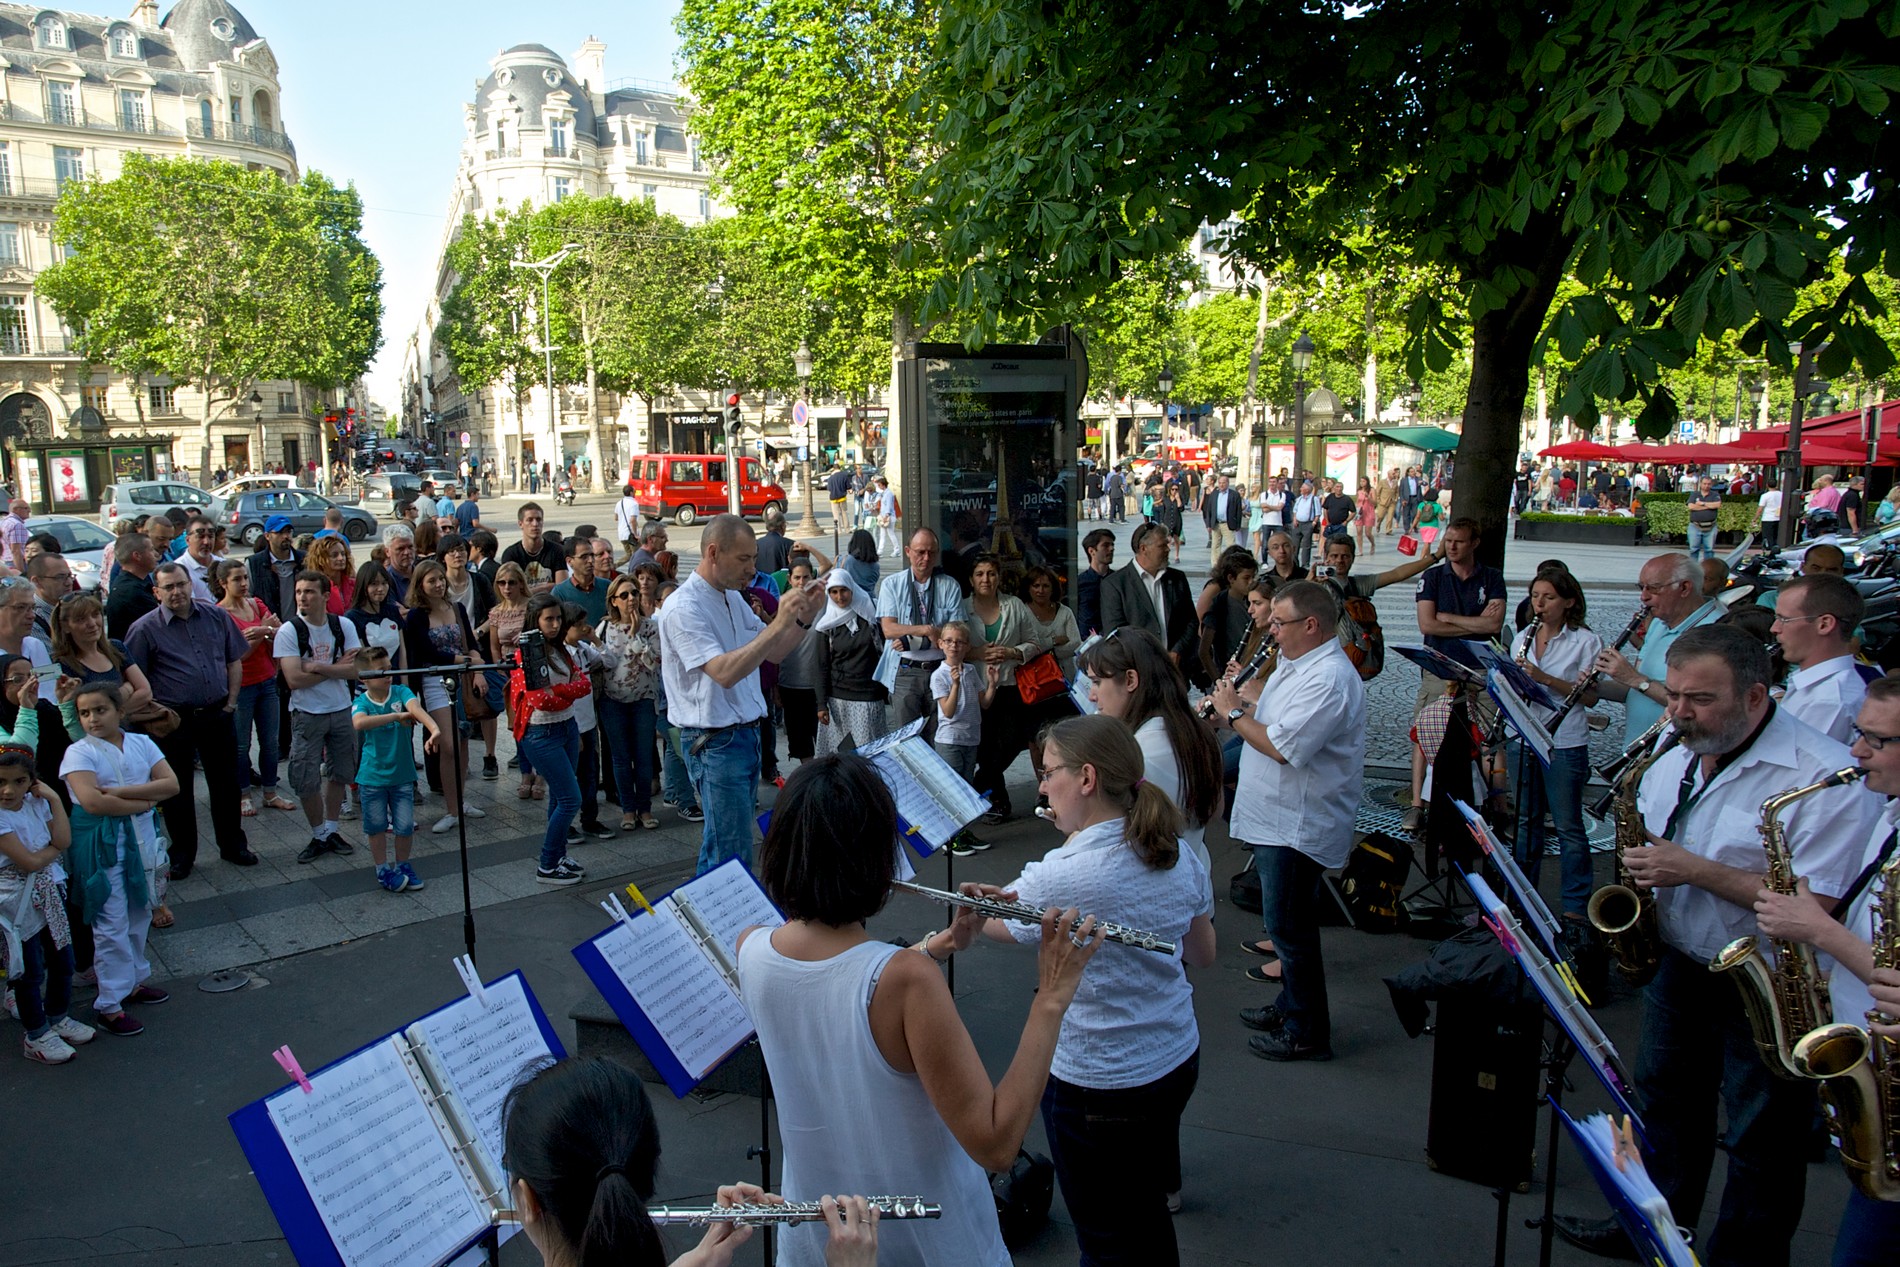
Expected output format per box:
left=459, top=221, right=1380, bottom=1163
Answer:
left=1290, top=331, right=1315, bottom=480
left=794, top=337, right=818, bottom=542
left=510, top=242, right=583, bottom=491
left=1776, top=342, right=1826, bottom=550
left=1157, top=366, right=1175, bottom=462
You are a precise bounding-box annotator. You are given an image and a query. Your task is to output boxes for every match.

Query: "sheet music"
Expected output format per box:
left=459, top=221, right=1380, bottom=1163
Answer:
left=1560, top=1109, right=1696, bottom=1267
left=408, top=975, right=554, bottom=1180
left=874, top=737, right=988, bottom=848
left=264, top=1038, right=486, bottom=1267
left=677, top=860, right=783, bottom=957
left=596, top=910, right=753, bottom=1080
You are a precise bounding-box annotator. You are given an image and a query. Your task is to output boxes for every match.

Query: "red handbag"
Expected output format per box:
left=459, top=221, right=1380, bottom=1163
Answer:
left=1015, top=651, right=1066, bottom=704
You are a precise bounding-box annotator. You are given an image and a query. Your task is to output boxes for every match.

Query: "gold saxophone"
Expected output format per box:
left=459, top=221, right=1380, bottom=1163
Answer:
left=1792, top=845, right=1900, bottom=1202
left=1586, top=728, right=1678, bottom=987
left=1710, top=768, right=1866, bottom=1080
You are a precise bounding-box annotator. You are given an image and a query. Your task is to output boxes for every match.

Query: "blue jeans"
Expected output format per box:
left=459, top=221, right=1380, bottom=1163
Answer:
left=680, top=723, right=760, bottom=875
left=16, top=923, right=74, bottom=1037
left=518, top=720, right=580, bottom=869
left=1687, top=521, right=1717, bottom=560
left=1041, top=1050, right=1199, bottom=1266
left=656, top=698, right=697, bottom=812
left=1833, top=1188, right=1900, bottom=1267
left=598, top=695, right=656, bottom=814
left=1509, top=743, right=1592, bottom=919
left=1633, top=948, right=1816, bottom=1266
left=234, top=677, right=281, bottom=792
left=1251, top=844, right=1330, bottom=1047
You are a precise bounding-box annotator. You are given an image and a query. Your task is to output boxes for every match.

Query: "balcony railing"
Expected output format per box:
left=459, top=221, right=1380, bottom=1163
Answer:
left=0, top=98, right=185, bottom=142
left=483, top=146, right=521, bottom=161
left=184, top=117, right=297, bottom=159
left=0, top=334, right=78, bottom=358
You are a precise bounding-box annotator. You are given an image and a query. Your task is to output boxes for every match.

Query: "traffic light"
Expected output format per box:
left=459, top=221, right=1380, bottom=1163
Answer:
left=724, top=392, right=743, bottom=433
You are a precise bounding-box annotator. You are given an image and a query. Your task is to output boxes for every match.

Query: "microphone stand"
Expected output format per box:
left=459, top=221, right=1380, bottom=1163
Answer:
left=360, top=656, right=517, bottom=968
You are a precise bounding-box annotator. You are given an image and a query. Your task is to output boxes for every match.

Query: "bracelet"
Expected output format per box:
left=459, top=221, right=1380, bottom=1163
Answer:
left=917, top=930, right=951, bottom=964
left=796, top=619, right=812, bottom=630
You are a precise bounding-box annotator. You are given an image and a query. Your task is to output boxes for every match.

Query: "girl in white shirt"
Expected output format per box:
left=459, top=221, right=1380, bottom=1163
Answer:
left=1509, top=566, right=1605, bottom=922
left=0, top=747, right=89, bottom=1062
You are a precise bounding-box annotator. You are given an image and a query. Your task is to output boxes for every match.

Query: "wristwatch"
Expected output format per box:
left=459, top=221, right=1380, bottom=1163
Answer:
left=1227, top=706, right=1247, bottom=723
left=1635, top=677, right=1652, bottom=696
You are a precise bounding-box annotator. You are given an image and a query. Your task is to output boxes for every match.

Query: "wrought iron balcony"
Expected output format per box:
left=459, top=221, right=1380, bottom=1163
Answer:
left=184, top=117, right=297, bottom=159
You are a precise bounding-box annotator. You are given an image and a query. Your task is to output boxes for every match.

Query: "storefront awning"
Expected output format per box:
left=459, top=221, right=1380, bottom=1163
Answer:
left=1370, top=426, right=1461, bottom=453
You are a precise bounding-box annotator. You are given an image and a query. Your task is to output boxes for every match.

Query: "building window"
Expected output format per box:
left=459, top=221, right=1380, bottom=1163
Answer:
left=641, top=183, right=657, bottom=204
left=149, top=384, right=177, bottom=414
left=198, top=99, right=214, bottom=134
left=118, top=89, right=149, bottom=133
left=37, top=16, right=66, bottom=50
left=553, top=177, right=571, bottom=203
left=548, top=118, right=568, bottom=158
left=0, top=225, right=20, bottom=268
left=690, top=137, right=703, bottom=172
left=698, top=191, right=711, bottom=221
left=82, top=384, right=108, bottom=414
left=230, top=97, right=243, bottom=127
left=110, top=27, right=138, bottom=58
left=0, top=296, right=25, bottom=354
left=53, top=148, right=83, bottom=193
left=634, top=132, right=649, bottom=165
left=278, top=391, right=296, bottom=414
left=47, top=81, right=77, bottom=127
left=0, top=144, right=12, bottom=197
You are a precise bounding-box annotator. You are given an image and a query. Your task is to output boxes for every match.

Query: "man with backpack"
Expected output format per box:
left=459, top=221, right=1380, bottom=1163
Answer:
left=276, top=570, right=362, bottom=864
left=1317, top=535, right=1443, bottom=679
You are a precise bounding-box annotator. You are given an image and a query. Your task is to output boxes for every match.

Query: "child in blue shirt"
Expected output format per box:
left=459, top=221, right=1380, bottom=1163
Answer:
left=350, top=645, right=440, bottom=893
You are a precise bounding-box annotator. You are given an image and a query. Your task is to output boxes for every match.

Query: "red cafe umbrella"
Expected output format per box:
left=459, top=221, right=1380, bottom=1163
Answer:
left=1611, top=443, right=1766, bottom=463
left=1538, top=441, right=1621, bottom=459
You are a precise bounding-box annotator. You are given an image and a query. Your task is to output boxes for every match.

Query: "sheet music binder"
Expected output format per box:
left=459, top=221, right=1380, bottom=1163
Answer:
left=1555, top=1105, right=1699, bottom=1267
left=856, top=717, right=991, bottom=857
left=572, top=858, right=784, bottom=1098
left=228, top=970, right=565, bottom=1267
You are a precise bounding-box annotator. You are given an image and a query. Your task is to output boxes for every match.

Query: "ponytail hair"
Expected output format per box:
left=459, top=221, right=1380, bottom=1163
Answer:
left=1044, top=713, right=1182, bottom=868
left=501, top=1057, right=665, bottom=1267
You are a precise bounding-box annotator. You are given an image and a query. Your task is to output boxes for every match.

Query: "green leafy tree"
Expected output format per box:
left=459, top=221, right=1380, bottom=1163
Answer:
left=1068, top=251, right=1197, bottom=456
left=436, top=208, right=540, bottom=435
left=920, top=0, right=1900, bottom=559
left=37, top=154, right=383, bottom=474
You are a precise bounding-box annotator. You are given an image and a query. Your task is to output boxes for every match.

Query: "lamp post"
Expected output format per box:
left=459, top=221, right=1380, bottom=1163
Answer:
left=510, top=242, right=582, bottom=490
left=1776, top=343, right=1824, bottom=550
left=794, top=338, right=817, bottom=536
left=1157, top=366, right=1175, bottom=465
left=1291, top=331, right=1314, bottom=480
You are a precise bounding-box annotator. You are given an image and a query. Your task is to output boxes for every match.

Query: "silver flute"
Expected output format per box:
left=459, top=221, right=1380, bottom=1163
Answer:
left=495, top=1197, right=940, bottom=1227
left=895, top=880, right=1177, bottom=955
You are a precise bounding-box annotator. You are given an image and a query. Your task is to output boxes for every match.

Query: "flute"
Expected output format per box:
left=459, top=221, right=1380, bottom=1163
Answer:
left=894, top=880, right=1177, bottom=955
left=496, top=1197, right=941, bottom=1227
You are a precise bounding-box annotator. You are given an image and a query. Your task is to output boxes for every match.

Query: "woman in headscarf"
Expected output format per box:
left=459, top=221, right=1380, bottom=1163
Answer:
left=813, top=569, right=887, bottom=756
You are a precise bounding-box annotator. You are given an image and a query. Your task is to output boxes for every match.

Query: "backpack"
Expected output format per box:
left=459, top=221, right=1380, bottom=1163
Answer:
left=288, top=613, right=347, bottom=662
left=1326, top=579, right=1385, bottom=680
left=1337, top=833, right=1410, bottom=932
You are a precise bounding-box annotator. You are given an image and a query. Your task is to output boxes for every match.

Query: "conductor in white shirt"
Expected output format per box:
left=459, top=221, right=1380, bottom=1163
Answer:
left=1773, top=573, right=1871, bottom=744
left=1211, top=580, right=1366, bottom=1063
left=657, top=515, right=822, bottom=875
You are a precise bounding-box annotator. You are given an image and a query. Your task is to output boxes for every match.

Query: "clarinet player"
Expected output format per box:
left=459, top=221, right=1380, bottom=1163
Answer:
left=1751, top=677, right=1900, bottom=1267
left=1555, top=625, right=1879, bottom=1265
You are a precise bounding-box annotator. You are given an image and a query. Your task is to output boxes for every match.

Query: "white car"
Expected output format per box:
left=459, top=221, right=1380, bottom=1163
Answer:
left=208, top=473, right=296, bottom=504
left=98, top=480, right=221, bottom=531
left=25, top=514, right=114, bottom=591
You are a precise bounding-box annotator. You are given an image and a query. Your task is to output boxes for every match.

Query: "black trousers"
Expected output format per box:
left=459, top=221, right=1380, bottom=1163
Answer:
left=778, top=687, right=820, bottom=760
left=974, top=682, right=1027, bottom=813
left=154, top=703, right=248, bottom=868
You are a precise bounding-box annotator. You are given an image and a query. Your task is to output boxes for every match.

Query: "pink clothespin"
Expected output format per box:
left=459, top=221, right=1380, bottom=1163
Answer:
left=273, top=1044, right=313, bottom=1094
left=1481, top=912, right=1521, bottom=956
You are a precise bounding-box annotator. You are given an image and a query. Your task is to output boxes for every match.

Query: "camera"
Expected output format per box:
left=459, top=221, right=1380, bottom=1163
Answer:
left=1312, top=564, right=1335, bottom=580
left=516, top=630, right=550, bottom=691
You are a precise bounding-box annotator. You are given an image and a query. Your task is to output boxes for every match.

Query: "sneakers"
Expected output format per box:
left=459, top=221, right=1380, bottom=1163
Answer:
left=578, top=821, right=615, bottom=840
left=398, top=861, right=424, bottom=891
left=94, top=1010, right=145, bottom=1037
left=507, top=754, right=521, bottom=770
left=23, top=1030, right=76, bottom=1064
left=325, top=832, right=356, bottom=857
left=947, top=837, right=977, bottom=857
left=377, top=864, right=408, bottom=893
left=126, top=984, right=170, bottom=1005
left=958, top=831, right=992, bottom=853
left=482, top=756, right=500, bottom=780
left=536, top=863, right=583, bottom=886
left=338, top=795, right=356, bottom=820
left=46, top=1016, right=94, bottom=1045
left=678, top=804, right=705, bottom=823
left=464, top=805, right=486, bottom=820
left=431, top=815, right=459, bottom=835
left=297, top=837, right=330, bottom=864
left=555, top=856, right=586, bottom=878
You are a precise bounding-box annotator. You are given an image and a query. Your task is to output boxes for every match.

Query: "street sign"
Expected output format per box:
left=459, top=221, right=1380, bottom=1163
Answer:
left=1677, top=420, right=1694, bottom=440
left=460, top=430, right=470, bottom=447
left=797, top=446, right=809, bottom=461
left=792, top=400, right=809, bottom=427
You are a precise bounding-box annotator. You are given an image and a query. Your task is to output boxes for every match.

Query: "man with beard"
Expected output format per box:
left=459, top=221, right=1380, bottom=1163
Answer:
left=1554, top=624, right=1879, bottom=1266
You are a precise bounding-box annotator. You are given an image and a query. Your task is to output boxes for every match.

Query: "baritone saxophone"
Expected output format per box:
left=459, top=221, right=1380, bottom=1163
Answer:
left=1710, top=768, right=1866, bottom=1080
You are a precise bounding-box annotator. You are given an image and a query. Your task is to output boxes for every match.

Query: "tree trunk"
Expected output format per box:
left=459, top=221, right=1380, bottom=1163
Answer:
left=1453, top=216, right=1573, bottom=570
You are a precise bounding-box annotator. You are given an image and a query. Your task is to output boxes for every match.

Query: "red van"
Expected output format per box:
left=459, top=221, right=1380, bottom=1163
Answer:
left=626, top=453, right=788, bottom=526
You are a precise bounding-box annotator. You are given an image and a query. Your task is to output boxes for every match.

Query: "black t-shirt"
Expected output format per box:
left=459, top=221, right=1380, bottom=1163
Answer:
left=501, top=539, right=567, bottom=586
left=1322, top=492, right=1355, bottom=527
left=1839, top=488, right=1863, bottom=521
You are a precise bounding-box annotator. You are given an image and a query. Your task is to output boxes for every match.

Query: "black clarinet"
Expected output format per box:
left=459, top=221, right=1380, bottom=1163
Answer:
left=1544, top=607, right=1647, bottom=733
left=1197, top=630, right=1277, bottom=719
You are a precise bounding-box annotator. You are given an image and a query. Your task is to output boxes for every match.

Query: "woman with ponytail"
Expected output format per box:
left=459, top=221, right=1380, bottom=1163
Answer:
left=971, top=713, right=1215, bottom=1265
left=501, top=1055, right=878, bottom=1267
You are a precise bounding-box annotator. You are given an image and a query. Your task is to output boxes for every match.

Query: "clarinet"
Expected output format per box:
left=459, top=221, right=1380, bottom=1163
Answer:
left=1543, top=607, right=1647, bottom=734
left=894, top=880, right=1177, bottom=955
left=497, top=1197, right=942, bottom=1227
left=1196, top=629, right=1277, bottom=719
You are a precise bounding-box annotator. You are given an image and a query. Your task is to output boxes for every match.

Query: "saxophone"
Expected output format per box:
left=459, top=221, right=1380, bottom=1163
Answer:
left=1586, top=729, right=1679, bottom=987
left=1710, top=768, right=1867, bottom=1080
left=1792, top=846, right=1900, bottom=1201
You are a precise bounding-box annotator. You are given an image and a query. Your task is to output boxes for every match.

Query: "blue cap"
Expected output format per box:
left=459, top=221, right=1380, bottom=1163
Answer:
left=264, top=515, right=293, bottom=533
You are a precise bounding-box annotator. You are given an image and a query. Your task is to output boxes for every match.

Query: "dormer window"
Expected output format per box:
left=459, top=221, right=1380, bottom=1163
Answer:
left=37, top=15, right=66, bottom=49
left=548, top=118, right=569, bottom=158
left=634, top=131, right=649, bottom=164
left=542, top=68, right=562, bottom=88
left=210, top=16, right=236, bottom=40
left=109, top=27, right=139, bottom=59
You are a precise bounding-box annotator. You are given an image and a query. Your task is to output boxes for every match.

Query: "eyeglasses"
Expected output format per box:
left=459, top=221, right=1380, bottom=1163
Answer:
left=1636, top=580, right=1688, bottom=594
left=1854, top=727, right=1900, bottom=751
left=1769, top=613, right=1820, bottom=627
left=1037, top=765, right=1080, bottom=784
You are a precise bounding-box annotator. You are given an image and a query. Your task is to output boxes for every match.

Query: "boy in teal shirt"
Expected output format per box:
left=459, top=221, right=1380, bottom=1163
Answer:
left=350, top=645, right=441, bottom=892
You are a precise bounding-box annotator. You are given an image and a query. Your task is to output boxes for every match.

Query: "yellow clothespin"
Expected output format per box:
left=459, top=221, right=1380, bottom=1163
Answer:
left=1555, top=959, right=1593, bottom=1008
left=623, top=880, right=657, bottom=918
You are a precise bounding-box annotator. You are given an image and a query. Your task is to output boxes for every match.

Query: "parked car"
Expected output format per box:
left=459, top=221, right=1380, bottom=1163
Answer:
left=225, top=488, right=376, bottom=545
left=418, top=468, right=459, bottom=492
left=24, top=514, right=113, bottom=591
left=626, top=453, right=787, bottom=526
left=360, top=472, right=423, bottom=520
left=208, top=474, right=297, bottom=505
left=98, top=480, right=220, bottom=531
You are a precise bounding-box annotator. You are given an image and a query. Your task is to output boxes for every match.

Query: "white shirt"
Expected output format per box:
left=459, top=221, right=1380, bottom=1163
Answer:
left=61, top=730, right=166, bottom=860
left=1637, top=706, right=1880, bottom=962
left=656, top=571, right=766, bottom=729
left=612, top=495, right=641, bottom=543
left=1261, top=489, right=1286, bottom=526
left=1230, top=638, right=1367, bottom=867
left=1511, top=622, right=1605, bottom=749
left=273, top=614, right=359, bottom=714
left=1829, top=800, right=1897, bottom=1029
left=1134, top=560, right=1169, bottom=632
left=1004, top=817, right=1210, bottom=1089
left=1632, top=473, right=1651, bottom=492
left=21, top=635, right=54, bottom=703
left=929, top=663, right=982, bottom=748
left=1781, top=654, right=1869, bottom=745
left=1758, top=488, right=1783, bottom=521
left=1134, top=716, right=1209, bottom=881
left=181, top=551, right=220, bottom=604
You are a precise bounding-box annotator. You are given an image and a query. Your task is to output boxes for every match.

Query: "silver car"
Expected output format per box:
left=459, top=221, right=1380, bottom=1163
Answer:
left=25, top=514, right=114, bottom=591
left=98, top=480, right=220, bottom=531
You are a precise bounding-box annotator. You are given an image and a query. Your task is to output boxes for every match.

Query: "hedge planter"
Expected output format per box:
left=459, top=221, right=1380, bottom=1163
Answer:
left=1513, top=517, right=1646, bottom=545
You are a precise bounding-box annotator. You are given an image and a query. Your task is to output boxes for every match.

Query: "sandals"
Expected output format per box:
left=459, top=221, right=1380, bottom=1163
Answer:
left=239, top=796, right=258, bottom=818
left=151, top=905, right=175, bottom=929
left=518, top=781, right=535, bottom=800
left=264, top=794, right=298, bottom=812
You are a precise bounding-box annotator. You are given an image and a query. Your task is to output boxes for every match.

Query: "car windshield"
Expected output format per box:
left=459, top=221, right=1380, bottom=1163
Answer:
left=32, top=519, right=113, bottom=551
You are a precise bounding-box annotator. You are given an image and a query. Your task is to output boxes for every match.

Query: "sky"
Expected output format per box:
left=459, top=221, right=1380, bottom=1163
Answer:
left=233, top=0, right=687, bottom=408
